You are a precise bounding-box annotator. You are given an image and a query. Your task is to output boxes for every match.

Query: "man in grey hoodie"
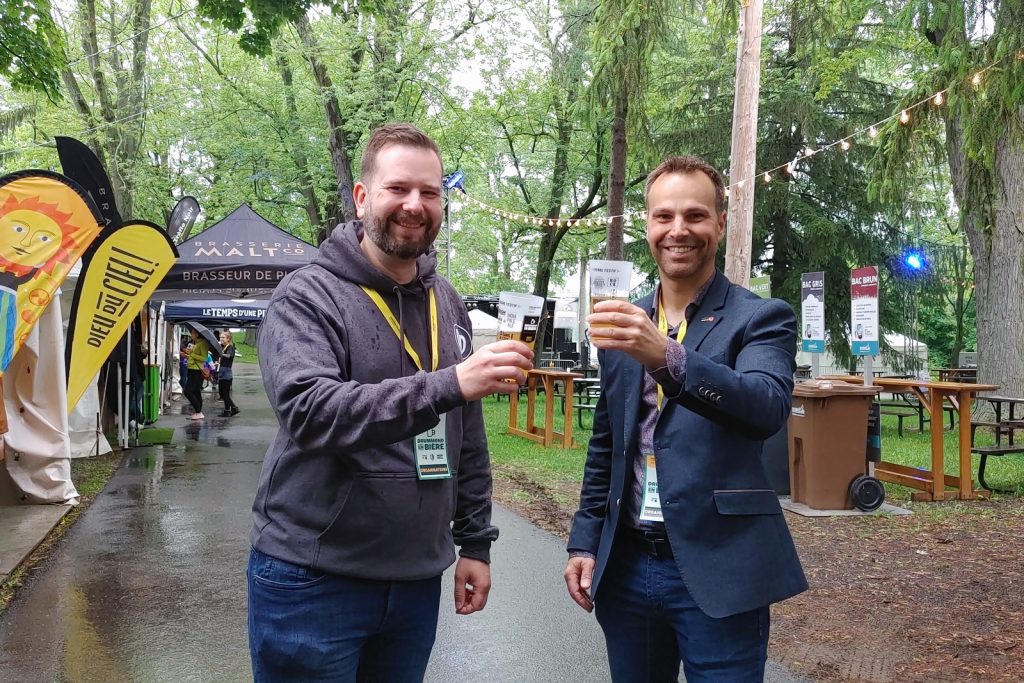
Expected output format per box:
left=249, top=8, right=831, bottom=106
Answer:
left=248, top=123, right=534, bottom=682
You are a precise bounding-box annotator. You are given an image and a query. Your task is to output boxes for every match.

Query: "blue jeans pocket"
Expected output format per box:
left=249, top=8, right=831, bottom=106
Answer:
left=250, top=548, right=327, bottom=590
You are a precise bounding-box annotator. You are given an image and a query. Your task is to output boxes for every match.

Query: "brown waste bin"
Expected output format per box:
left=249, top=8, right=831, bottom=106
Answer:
left=788, top=379, right=881, bottom=510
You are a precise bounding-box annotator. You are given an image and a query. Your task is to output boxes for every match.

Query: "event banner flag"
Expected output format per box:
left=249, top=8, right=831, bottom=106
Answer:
left=66, top=220, right=178, bottom=411
left=167, top=196, right=200, bottom=244
left=0, top=171, right=104, bottom=375
left=749, top=275, right=771, bottom=299
left=55, top=136, right=122, bottom=229
left=850, top=266, right=879, bottom=356
left=801, top=272, right=825, bottom=353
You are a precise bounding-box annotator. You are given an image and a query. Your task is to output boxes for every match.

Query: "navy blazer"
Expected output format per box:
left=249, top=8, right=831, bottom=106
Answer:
left=568, top=271, right=808, bottom=619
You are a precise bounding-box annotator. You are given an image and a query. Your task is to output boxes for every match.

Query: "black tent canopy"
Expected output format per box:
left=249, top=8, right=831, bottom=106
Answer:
left=154, top=203, right=318, bottom=301
left=164, top=299, right=268, bottom=327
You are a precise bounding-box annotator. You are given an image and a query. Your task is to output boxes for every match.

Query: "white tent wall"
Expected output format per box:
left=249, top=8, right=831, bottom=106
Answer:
left=796, top=333, right=929, bottom=376
left=468, top=308, right=498, bottom=352
left=1, top=295, right=79, bottom=505
left=61, top=263, right=115, bottom=458
left=68, top=378, right=112, bottom=459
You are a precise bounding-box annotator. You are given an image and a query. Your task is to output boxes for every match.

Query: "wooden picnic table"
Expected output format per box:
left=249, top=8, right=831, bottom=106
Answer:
left=821, top=375, right=998, bottom=501
left=508, top=369, right=582, bottom=448
left=938, top=367, right=978, bottom=383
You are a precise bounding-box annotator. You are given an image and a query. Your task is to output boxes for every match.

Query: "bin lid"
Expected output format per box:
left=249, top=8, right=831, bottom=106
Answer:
left=793, top=379, right=882, bottom=398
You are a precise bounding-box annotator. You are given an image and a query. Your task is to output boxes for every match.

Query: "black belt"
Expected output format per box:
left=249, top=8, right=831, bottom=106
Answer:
left=629, top=529, right=674, bottom=560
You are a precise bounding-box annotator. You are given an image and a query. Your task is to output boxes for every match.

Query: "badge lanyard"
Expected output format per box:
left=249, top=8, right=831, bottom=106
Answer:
left=360, top=286, right=450, bottom=479
left=360, top=286, right=439, bottom=372
left=641, top=292, right=688, bottom=523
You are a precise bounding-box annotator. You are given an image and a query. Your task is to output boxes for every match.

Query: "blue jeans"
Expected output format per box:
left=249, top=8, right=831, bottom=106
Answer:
left=248, top=547, right=442, bottom=682
left=594, top=538, right=770, bottom=683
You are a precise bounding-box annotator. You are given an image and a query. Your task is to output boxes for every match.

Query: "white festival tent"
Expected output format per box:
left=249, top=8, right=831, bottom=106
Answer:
left=468, top=308, right=499, bottom=352
left=0, top=288, right=83, bottom=505
left=796, top=332, right=929, bottom=376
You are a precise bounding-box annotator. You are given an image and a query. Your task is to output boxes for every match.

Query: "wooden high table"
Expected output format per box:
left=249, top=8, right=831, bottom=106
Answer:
left=821, top=375, right=998, bottom=501
left=508, top=369, right=582, bottom=448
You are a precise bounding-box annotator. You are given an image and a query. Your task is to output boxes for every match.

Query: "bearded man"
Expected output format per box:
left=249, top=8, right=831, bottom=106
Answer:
left=248, top=123, right=533, bottom=682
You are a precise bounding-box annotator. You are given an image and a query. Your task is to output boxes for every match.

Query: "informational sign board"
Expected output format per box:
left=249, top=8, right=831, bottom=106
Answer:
left=749, top=275, right=771, bottom=299
left=850, top=266, right=879, bottom=356
left=801, top=272, right=825, bottom=353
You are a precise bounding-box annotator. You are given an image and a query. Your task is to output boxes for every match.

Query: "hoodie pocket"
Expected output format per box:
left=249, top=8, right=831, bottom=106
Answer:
left=316, top=471, right=455, bottom=572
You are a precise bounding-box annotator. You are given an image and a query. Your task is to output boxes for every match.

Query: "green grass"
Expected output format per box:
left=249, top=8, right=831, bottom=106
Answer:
left=233, top=340, right=259, bottom=364
left=481, top=396, right=1024, bottom=506
left=482, top=393, right=592, bottom=491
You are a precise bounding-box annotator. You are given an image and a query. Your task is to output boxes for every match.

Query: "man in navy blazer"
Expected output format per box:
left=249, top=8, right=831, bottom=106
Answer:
left=564, top=155, right=806, bottom=682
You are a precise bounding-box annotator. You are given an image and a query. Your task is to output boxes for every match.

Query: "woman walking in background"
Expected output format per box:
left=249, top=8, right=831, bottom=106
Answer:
left=218, top=331, right=239, bottom=417
left=184, top=327, right=210, bottom=420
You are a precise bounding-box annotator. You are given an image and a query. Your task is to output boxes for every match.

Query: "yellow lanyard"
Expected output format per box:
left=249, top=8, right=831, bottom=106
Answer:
left=360, top=286, right=439, bottom=372
left=656, top=293, right=687, bottom=410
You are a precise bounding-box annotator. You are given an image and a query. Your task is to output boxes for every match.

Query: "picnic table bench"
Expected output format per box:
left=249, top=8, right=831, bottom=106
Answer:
left=875, top=390, right=957, bottom=437
left=970, top=395, right=1024, bottom=492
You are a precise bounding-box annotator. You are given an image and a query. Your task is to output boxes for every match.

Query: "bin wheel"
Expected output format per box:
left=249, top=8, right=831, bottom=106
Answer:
left=849, top=475, right=885, bottom=512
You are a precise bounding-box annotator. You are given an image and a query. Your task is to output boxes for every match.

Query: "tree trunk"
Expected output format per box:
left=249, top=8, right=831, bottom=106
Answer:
left=276, top=55, right=324, bottom=235
left=294, top=14, right=357, bottom=231
left=724, top=0, right=763, bottom=288
left=605, top=95, right=627, bottom=260
left=532, top=96, right=575, bottom=359
left=947, top=113, right=1024, bottom=396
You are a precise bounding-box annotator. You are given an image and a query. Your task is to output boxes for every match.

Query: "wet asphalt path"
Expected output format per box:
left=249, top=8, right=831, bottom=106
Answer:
left=0, top=364, right=809, bottom=682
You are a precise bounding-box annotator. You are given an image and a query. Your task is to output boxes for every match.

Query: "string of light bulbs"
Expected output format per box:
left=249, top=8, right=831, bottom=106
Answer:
left=461, top=52, right=1022, bottom=228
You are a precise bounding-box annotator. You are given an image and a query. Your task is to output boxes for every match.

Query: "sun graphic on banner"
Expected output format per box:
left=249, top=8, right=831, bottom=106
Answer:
left=0, top=174, right=104, bottom=373
left=0, top=195, right=84, bottom=279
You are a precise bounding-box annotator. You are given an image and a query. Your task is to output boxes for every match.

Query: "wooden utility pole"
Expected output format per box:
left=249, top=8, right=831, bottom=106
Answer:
left=724, top=0, right=764, bottom=287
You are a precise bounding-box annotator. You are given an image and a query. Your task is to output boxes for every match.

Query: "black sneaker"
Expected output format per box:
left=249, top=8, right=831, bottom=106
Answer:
left=230, top=407, right=240, bottom=416
left=219, top=410, right=231, bottom=417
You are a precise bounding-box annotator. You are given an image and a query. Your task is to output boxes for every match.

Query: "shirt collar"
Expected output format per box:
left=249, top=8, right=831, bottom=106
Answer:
left=649, top=272, right=717, bottom=327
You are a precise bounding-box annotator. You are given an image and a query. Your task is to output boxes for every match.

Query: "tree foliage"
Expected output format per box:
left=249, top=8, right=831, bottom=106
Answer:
left=0, top=0, right=64, bottom=98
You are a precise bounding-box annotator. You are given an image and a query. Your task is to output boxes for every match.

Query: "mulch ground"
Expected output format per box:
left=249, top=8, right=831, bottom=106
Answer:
left=493, top=467, right=1024, bottom=682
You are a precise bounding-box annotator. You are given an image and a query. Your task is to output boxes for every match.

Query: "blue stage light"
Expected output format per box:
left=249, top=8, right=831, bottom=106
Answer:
left=904, top=252, right=924, bottom=270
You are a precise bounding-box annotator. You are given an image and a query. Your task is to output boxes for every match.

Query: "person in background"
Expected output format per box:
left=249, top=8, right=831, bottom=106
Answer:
left=564, top=154, right=806, bottom=681
left=183, top=327, right=209, bottom=420
left=217, top=331, right=239, bottom=417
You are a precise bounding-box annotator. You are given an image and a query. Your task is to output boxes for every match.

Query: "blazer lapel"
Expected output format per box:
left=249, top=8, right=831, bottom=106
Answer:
left=684, top=271, right=729, bottom=352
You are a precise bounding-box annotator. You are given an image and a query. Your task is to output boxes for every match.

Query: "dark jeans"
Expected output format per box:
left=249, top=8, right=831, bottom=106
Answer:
left=183, top=368, right=204, bottom=413
left=248, top=547, right=441, bottom=683
left=594, top=537, right=770, bottom=682
left=218, top=378, right=236, bottom=411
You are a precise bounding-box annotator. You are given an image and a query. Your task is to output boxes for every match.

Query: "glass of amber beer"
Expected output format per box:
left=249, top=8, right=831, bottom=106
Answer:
left=588, top=260, right=632, bottom=337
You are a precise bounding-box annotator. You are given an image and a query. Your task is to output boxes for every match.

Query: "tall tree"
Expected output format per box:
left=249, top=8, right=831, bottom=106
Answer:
left=878, top=0, right=1024, bottom=394
left=589, top=0, right=668, bottom=259
left=59, top=0, right=154, bottom=217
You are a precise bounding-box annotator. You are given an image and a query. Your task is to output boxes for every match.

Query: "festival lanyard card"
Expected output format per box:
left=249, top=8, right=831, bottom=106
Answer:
left=639, top=453, right=663, bottom=522
left=414, top=414, right=451, bottom=479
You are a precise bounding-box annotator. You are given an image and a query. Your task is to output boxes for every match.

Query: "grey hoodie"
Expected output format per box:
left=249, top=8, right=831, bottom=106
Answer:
left=250, top=221, right=497, bottom=580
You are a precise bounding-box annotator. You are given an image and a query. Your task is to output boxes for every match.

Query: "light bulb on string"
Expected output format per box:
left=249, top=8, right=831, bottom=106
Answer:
left=840, top=139, right=851, bottom=151
left=763, top=172, right=771, bottom=183
left=868, top=126, right=878, bottom=138
left=899, top=110, right=910, bottom=124
left=786, top=160, right=796, bottom=175
left=972, top=72, right=982, bottom=87
left=933, top=91, right=944, bottom=106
